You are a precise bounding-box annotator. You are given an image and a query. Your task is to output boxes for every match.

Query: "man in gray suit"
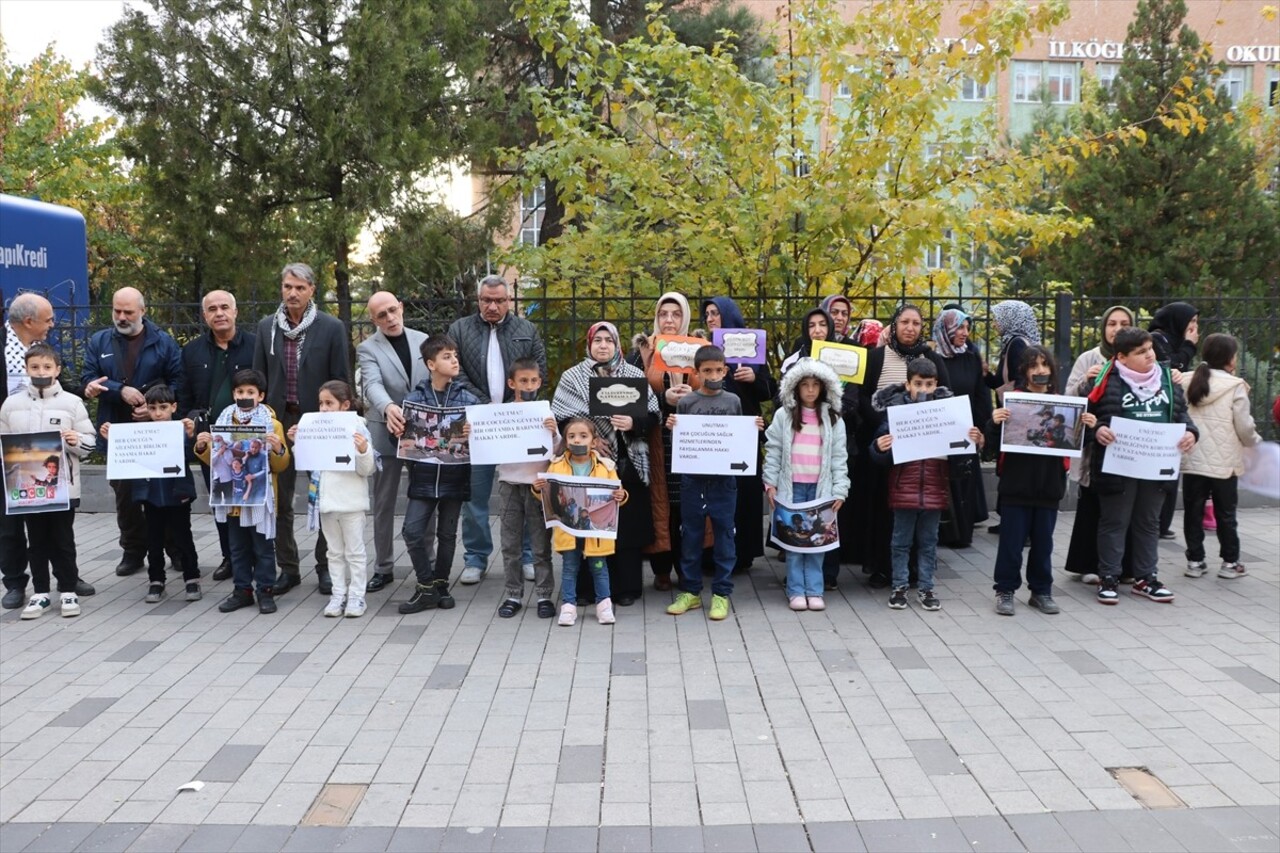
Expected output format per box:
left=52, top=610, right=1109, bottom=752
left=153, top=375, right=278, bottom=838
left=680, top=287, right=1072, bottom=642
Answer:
left=357, top=291, right=433, bottom=592
left=253, top=262, right=351, bottom=596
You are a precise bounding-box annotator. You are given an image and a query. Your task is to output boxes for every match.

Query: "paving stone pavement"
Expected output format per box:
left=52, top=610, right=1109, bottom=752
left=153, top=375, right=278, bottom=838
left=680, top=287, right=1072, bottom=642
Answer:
left=1, top=508, right=1276, bottom=852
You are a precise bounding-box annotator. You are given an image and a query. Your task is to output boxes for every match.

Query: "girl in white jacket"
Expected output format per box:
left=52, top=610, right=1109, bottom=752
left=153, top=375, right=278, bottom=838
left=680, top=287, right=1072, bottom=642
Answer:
left=1179, top=334, right=1263, bottom=580
left=288, top=380, right=377, bottom=617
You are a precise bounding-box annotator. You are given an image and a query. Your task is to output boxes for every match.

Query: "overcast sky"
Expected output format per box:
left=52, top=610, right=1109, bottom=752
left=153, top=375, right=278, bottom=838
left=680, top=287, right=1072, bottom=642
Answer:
left=0, top=0, right=132, bottom=67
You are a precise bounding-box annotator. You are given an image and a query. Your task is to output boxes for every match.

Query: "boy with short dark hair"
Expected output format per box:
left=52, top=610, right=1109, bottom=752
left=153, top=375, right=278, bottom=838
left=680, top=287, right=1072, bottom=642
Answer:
left=398, top=336, right=479, bottom=614
left=496, top=357, right=557, bottom=619
left=871, top=357, right=984, bottom=612
left=664, top=345, right=764, bottom=621
left=193, top=369, right=291, bottom=614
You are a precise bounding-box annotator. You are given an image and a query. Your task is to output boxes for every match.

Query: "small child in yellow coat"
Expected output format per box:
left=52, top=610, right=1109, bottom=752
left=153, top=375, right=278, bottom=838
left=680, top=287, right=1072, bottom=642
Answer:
left=533, top=417, right=627, bottom=626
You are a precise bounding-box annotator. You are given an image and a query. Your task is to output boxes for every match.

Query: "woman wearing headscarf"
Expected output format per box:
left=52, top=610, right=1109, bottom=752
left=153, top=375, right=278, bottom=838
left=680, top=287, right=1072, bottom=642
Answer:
left=629, top=292, right=701, bottom=590
left=1149, top=301, right=1200, bottom=538
left=553, top=322, right=660, bottom=605
left=781, top=306, right=836, bottom=377
left=820, top=294, right=854, bottom=341
left=855, top=304, right=951, bottom=586
left=986, top=300, right=1042, bottom=405
left=702, top=297, right=777, bottom=571
left=933, top=308, right=991, bottom=548
left=1063, top=305, right=1137, bottom=583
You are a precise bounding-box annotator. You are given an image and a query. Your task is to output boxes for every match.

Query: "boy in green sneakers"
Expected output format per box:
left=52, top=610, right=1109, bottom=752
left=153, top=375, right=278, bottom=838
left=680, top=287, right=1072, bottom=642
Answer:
left=664, top=344, right=764, bottom=621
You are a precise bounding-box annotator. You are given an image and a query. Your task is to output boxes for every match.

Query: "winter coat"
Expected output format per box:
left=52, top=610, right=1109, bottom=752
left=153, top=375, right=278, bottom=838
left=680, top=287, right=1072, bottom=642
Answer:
left=982, top=395, right=1067, bottom=509
left=533, top=452, right=626, bottom=557
left=81, top=319, right=184, bottom=449
left=1178, top=369, right=1263, bottom=479
left=1086, top=362, right=1199, bottom=493
left=869, top=384, right=952, bottom=511
left=762, top=359, right=850, bottom=505
left=404, top=379, right=479, bottom=500
left=857, top=346, right=952, bottom=441
left=132, top=420, right=198, bottom=507
left=316, top=418, right=377, bottom=513
left=446, top=311, right=547, bottom=404
left=194, top=410, right=291, bottom=515
left=0, top=380, right=95, bottom=500
left=179, top=328, right=257, bottom=420
left=252, top=311, right=350, bottom=417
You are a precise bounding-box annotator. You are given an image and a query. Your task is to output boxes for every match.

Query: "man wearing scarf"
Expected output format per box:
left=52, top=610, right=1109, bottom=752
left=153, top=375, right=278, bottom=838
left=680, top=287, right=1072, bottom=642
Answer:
left=252, top=262, right=351, bottom=596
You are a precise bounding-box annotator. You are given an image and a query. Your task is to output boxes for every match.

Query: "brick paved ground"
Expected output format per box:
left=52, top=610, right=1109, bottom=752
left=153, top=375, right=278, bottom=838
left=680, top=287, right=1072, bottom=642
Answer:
left=1, top=508, right=1276, bottom=851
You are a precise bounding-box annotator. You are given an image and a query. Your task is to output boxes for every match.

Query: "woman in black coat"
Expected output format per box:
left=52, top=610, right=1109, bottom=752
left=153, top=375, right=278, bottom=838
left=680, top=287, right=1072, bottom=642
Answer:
left=1149, top=301, right=1200, bottom=537
left=932, top=308, right=991, bottom=548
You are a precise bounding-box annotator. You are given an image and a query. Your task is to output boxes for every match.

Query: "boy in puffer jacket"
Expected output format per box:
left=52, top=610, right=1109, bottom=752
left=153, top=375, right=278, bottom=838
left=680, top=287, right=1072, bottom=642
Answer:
left=871, top=357, right=984, bottom=612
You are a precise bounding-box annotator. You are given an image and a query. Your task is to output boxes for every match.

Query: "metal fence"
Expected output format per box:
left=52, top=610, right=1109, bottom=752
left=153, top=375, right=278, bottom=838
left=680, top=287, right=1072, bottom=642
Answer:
left=49, top=278, right=1279, bottom=440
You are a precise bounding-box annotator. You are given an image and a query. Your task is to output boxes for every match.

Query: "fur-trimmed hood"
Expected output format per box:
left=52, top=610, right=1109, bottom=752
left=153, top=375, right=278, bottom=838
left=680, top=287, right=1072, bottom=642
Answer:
left=872, top=382, right=954, bottom=412
left=778, top=358, right=843, bottom=416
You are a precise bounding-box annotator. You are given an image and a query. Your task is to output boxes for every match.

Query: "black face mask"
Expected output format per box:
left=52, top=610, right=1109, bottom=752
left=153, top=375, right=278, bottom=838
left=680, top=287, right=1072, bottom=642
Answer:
left=1029, top=373, right=1051, bottom=387
left=236, top=398, right=257, bottom=410
left=518, top=390, right=538, bottom=402
left=568, top=443, right=590, bottom=457
left=911, top=391, right=934, bottom=403
left=702, top=379, right=724, bottom=392
left=29, top=376, right=53, bottom=389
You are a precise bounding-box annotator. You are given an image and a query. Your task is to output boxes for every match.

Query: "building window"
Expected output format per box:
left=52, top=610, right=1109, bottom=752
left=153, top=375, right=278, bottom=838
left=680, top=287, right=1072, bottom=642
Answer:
left=1046, top=62, right=1078, bottom=103
left=1013, top=61, right=1042, bottom=102
left=836, top=79, right=851, bottom=98
left=519, top=182, right=545, bottom=246
left=1269, top=66, right=1279, bottom=109
left=924, top=230, right=953, bottom=270
left=958, top=75, right=991, bottom=101
left=1218, top=66, right=1247, bottom=103
left=1096, top=62, right=1120, bottom=95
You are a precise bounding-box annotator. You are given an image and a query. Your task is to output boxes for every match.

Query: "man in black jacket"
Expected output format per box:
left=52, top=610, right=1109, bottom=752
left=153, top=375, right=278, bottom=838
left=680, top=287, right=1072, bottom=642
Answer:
left=253, top=262, right=351, bottom=595
left=181, top=290, right=256, bottom=581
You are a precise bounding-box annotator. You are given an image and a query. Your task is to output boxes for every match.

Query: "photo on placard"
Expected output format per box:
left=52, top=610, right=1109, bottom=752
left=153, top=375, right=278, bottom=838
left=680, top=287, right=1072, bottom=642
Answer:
left=208, top=425, right=270, bottom=507
left=1000, top=392, right=1087, bottom=458
left=769, top=496, right=841, bottom=554
left=397, top=402, right=469, bottom=464
left=537, top=473, right=620, bottom=539
left=1, top=430, right=70, bottom=515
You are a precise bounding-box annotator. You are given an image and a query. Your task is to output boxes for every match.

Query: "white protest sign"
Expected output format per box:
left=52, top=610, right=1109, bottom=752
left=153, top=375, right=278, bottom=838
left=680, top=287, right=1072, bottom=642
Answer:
left=885, top=395, right=975, bottom=464
left=1101, top=417, right=1186, bottom=480
left=671, top=414, right=759, bottom=476
left=292, top=411, right=360, bottom=471
left=106, top=420, right=186, bottom=479
left=466, top=401, right=555, bottom=466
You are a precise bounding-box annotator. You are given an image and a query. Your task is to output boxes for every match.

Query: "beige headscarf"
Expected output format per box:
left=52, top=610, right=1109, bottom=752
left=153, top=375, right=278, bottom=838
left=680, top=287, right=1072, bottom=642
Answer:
left=651, top=292, right=691, bottom=338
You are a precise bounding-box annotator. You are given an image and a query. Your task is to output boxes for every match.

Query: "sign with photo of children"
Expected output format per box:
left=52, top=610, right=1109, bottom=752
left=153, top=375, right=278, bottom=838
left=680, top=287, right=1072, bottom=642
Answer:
left=397, top=402, right=469, bottom=464
left=1000, top=392, right=1087, bottom=458
left=769, top=496, right=841, bottom=554
left=1, top=431, right=70, bottom=515
left=537, top=473, right=621, bottom=540
left=208, top=425, right=271, bottom=507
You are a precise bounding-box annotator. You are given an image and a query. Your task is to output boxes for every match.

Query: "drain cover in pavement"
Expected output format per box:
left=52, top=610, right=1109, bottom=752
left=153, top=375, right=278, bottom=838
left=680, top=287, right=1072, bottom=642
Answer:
left=1108, top=767, right=1185, bottom=809
left=302, top=783, right=367, bottom=826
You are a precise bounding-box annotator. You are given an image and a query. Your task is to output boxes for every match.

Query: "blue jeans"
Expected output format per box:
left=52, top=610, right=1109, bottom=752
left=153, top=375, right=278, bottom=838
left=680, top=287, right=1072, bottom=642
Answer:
left=463, top=464, right=532, bottom=571
left=891, top=509, right=940, bottom=592
left=561, top=546, right=609, bottom=604
left=785, top=482, right=824, bottom=597
left=679, top=475, right=736, bottom=597
left=228, top=522, right=276, bottom=593
left=993, top=504, right=1057, bottom=595
left=404, top=497, right=463, bottom=584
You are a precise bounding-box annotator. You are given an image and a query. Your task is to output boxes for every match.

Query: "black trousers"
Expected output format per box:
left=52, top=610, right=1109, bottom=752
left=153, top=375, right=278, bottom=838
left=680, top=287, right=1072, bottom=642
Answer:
left=1158, top=477, right=1179, bottom=534
left=1183, top=474, right=1240, bottom=564
left=113, top=480, right=182, bottom=567
left=0, top=502, right=29, bottom=592
left=25, top=507, right=78, bottom=594
left=144, top=503, right=201, bottom=583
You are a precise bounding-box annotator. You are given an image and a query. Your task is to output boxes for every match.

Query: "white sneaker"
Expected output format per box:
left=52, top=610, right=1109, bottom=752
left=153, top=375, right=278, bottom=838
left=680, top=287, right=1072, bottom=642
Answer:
left=1185, top=560, right=1207, bottom=578
left=460, top=566, right=485, bottom=585
left=558, top=603, right=577, bottom=626
left=345, top=595, right=367, bottom=618
left=323, top=594, right=346, bottom=617
left=522, top=563, right=535, bottom=582
left=60, top=593, right=80, bottom=617
left=21, top=594, right=50, bottom=620
left=789, top=596, right=808, bottom=611
left=1081, top=573, right=1100, bottom=585
left=1218, top=562, right=1248, bottom=580
left=596, top=597, right=615, bottom=625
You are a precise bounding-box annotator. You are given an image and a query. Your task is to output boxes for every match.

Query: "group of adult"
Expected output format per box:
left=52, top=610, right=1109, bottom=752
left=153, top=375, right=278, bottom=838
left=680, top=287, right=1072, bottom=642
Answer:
left=0, top=265, right=1210, bottom=610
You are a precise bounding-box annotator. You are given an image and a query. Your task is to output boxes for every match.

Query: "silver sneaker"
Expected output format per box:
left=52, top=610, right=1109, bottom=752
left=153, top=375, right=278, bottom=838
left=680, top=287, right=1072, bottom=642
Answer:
left=1217, top=562, right=1248, bottom=580
left=1185, top=561, right=1207, bottom=578
left=995, top=591, right=1015, bottom=616
left=1028, top=593, right=1060, bottom=614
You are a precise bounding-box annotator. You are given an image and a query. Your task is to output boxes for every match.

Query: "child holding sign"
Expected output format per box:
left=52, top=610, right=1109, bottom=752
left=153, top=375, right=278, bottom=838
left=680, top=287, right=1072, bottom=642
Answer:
left=871, top=357, right=983, bottom=612
left=1087, top=328, right=1198, bottom=604
left=986, top=347, right=1096, bottom=616
left=762, top=359, right=849, bottom=611
left=287, top=381, right=376, bottom=618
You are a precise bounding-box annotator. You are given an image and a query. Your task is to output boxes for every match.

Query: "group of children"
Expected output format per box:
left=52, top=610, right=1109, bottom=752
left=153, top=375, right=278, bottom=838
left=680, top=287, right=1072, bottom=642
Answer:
left=2, top=325, right=1263, bottom=623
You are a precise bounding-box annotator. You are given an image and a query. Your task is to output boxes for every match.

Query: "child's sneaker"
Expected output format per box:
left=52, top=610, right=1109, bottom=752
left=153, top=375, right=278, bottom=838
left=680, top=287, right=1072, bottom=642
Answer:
left=558, top=603, right=577, bottom=626
left=708, top=595, right=730, bottom=621
left=917, top=589, right=941, bottom=611
left=1028, top=593, right=1060, bottom=615
left=1097, top=577, right=1120, bottom=605
left=345, top=595, right=366, bottom=618
left=1218, top=562, right=1247, bottom=580
left=522, top=563, right=535, bottom=582
left=596, top=597, right=615, bottom=625
left=1080, top=573, right=1100, bottom=585
left=145, top=583, right=164, bottom=603
left=20, top=594, right=50, bottom=620
left=888, top=587, right=908, bottom=610
left=1185, top=560, right=1207, bottom=578
left=806, top=596, right=825, bottom=611
left=1131, top=577, right=1174, bottom=602
left=60, top=593, right=80, bottom=617
left=324, top=594, right=346, bottom=617
left=789, top=596, right=808, bottom=611
left=995, top=591, right=1015, bottom=616
left=185, top=582, right=202, bottom=601
left=666, top=592, right=701, bottom=615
